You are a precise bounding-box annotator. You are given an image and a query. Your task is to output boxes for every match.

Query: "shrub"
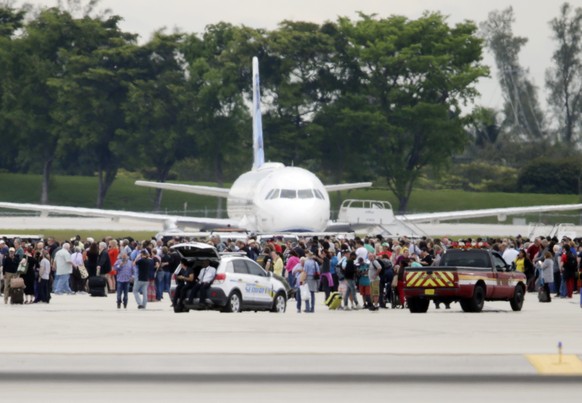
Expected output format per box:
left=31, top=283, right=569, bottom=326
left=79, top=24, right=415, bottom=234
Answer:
left=517, top=158, right=582, bottom=194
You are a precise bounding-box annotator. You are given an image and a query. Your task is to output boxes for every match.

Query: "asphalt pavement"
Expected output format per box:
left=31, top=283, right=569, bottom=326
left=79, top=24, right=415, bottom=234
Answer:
left=1, top=290, right=581, bottom=402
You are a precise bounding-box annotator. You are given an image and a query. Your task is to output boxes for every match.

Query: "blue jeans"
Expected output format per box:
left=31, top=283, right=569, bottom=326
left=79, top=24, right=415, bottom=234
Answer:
left=344, top=279, right=359, bottom=307
left=155, top=271, right=165, bottom=300
left=53, top=274, right=72, bottom=294
left=133, top=280, right=148, bottom=308
left=295, top=287, right=302, bottom=312
left=163, top=271, right=171, bottom=293
left=117, top=282, right=129, bottom=306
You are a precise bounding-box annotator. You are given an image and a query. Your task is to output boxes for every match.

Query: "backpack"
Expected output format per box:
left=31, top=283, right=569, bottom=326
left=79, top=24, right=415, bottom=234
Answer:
left=564, top=251, right=577, bottom=272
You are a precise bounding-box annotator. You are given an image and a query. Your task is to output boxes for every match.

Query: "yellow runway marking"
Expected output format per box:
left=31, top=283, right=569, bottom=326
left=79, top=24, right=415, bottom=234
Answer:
left=527, top=355, right=582, bottom=375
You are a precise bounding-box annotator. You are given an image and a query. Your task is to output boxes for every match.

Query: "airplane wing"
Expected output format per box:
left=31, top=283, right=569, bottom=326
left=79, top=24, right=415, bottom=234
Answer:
left=325, top=182, right=373, bottom=192
left=0, top=202, right=238, bottom=230
left=396, top=203, right=582, bottom=224
left=135, top=180, right=230, bottom=198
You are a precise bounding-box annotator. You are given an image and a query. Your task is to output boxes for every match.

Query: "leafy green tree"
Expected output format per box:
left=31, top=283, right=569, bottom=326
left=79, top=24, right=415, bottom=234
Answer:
left=0, top=3, right=27, bottom=172
left=2, top=7, right=82, bottom=203
left=329, top=13, right=488, bottom=212
left=261, top=21, right=336, bottom=166
left=546, top=2, right=582, bottom=144
left=182, top=24, right=258, bottom=183
left=121, top=31, right=197, bottom=210
left=49, top=12, right=141, bottom=207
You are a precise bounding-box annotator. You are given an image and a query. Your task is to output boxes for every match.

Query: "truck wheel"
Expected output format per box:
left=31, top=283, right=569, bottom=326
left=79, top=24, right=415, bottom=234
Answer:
left=459, top=299, right=471, bottom=312
left=467, top=284, right=485, bottom=312
left=408, top=298, right=430, bottom=313
left=510, top=285, right=524, bottom=311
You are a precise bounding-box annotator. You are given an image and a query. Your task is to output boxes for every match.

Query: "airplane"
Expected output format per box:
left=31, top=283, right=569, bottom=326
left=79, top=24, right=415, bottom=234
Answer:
left=0, top=57, right=372, bottom=233
left=1, top=58, right=582, bottom=233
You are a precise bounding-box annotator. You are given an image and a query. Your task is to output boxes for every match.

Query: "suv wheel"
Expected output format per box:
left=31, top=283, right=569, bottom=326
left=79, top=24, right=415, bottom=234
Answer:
left=271, top=293, right=286, bottom=313
left=223, top=291, right=242, bottom=313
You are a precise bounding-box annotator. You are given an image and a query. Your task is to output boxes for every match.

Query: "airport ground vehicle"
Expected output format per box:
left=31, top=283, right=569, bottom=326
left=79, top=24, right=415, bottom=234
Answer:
left=403, top=249, right=527, bottom=313
left=170, top=243, right=287, bottom=313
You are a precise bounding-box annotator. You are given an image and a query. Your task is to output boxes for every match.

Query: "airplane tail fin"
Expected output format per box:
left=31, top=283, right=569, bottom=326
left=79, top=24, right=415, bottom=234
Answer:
left=252, top=56, right=265, bottom=170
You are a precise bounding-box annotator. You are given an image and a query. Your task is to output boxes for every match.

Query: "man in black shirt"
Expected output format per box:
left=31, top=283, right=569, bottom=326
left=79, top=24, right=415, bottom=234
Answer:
left=133, top=250, right=150, bottom=309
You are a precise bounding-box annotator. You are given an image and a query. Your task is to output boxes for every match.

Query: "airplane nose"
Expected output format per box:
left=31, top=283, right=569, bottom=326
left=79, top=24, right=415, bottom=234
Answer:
left=263, top=201, right=328, bottom=232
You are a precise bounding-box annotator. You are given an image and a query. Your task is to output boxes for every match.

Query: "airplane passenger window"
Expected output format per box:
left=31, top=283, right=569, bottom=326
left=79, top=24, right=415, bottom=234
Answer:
left=313, top=189, right=324, bottom=200
left=280, top=189, right=297, bottom=199
left=298, top=189, right=314, bottom=199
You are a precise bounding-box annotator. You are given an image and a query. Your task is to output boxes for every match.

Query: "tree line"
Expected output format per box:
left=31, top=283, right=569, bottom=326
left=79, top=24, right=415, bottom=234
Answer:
left=0, top=1, right=580, bottom=214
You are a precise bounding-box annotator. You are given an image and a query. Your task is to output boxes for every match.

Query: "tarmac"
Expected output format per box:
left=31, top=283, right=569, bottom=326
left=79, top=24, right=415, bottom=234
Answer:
left=1, top=289, right=581, bottom=402
left=2, top=216, right=582, bottom=401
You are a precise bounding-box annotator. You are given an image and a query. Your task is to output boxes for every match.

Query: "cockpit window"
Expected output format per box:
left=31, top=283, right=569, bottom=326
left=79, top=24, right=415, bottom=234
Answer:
left=298, top=189, right=314, bottom=199
left=313, top=189, right=325, bottom=200
left=265, top=189, right=280, bottom=200
left=280, top=189, right=297, bottom=199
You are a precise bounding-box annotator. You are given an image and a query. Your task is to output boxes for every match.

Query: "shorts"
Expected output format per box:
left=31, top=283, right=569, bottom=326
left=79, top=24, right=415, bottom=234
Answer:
left=371, top=280, right=380, bottom=297
left=359, top=285, right=371, bottom=296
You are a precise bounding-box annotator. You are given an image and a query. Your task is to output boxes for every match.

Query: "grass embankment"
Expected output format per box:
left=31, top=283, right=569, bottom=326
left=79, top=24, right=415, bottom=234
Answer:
left=0, top=172, right=580, bottom=239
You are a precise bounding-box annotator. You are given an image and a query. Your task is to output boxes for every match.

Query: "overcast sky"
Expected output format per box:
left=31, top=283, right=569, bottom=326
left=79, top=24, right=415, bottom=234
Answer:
left=23, top=0, right=582, bottom=110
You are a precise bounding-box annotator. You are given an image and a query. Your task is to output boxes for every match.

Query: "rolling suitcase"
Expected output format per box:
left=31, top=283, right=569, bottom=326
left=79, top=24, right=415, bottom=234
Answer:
left=10, top=287, right=24, bottom=304
left=325, top=291, right=342, bottom=310
left=88, top=276, right=107, bottom=297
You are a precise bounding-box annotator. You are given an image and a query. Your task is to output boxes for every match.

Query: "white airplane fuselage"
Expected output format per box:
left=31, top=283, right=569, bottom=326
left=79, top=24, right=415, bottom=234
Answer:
left=227, top=162, right=330, bottom=232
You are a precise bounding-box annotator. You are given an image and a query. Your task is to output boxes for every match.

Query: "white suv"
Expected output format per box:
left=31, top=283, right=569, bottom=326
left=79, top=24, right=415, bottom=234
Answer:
left=170, top=242, right=287, bottom=313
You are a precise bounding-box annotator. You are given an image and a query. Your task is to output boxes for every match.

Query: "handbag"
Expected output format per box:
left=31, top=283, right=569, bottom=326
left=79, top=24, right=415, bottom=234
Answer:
left=300, top=283, right=310, bottom=301
left=10, top=276, right=25, bottom=288
left=78, top=264, right=89, bottom=279
left=17, top=258, right=28, bottom=275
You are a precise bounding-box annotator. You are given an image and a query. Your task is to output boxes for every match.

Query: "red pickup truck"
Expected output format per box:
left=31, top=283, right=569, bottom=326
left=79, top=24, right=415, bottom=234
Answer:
left=403, top=249, right=527, bottom=313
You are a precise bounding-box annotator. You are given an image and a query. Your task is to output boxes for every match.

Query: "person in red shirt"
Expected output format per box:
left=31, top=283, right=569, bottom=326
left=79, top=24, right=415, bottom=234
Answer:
left=107, top=239, right=119, bottom=292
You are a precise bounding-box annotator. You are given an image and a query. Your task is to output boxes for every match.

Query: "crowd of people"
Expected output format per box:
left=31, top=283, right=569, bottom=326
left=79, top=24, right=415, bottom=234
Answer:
left=1, top=232, right=581, bottom=310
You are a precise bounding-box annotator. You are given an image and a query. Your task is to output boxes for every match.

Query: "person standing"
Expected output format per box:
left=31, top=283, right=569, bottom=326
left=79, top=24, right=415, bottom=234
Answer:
left=70, top=246, right=87, bottom=293
left=113, top=252, right=132, bottom=309
left=304, top=251, right=320, bottom=313
left=85, top=242, right=99, bottom=278
left=3, top=248, right=19, bottom=303
left=36, top=250, right=51, bottom=303
left=292, top=257, right=306, bottom=313
left=158, top=246, right=172, bottom=300
left=342, top=252, right=360, bottom=310
left=561, top=245, right=578, bottom=298
left=133, top=250, right=150, bottom=309
left=22, top=246, right=38, bottom=304
left=540, top=251, right=554, bottom=302
left=53, top=243, right=74, bottom=295
left=97, top=242, right=113, bottom=292
left=107, top=239, right=119, bottom=293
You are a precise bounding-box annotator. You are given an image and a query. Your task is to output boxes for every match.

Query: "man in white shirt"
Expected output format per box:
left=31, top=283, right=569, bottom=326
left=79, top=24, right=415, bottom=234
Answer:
left=187, top=260, right=216, bottom=305
left=53, top=243, right=74, bottom=295
left=502, top=242, right=520, bottom=267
